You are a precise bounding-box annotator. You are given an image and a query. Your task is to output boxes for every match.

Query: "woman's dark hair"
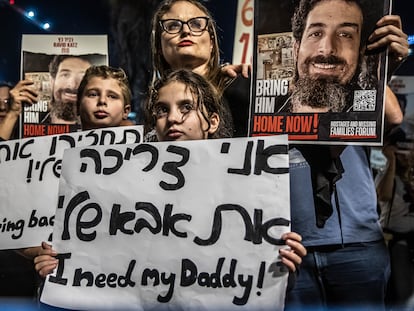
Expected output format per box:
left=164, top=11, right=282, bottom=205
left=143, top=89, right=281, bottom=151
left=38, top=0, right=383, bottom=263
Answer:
left=150, top=0, right=226, bottom=92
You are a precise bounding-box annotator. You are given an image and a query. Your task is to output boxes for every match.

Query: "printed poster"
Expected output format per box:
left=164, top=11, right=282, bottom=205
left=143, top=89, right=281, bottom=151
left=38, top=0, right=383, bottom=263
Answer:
left=249, top=0, right=390, bottom=145
left=41, top=136, right=290, bottom=311
left=232, top=0, right=254, bottom=64
left=0, top=125, right=143, bottom=249
left=20, top=34, right=108, bottom=138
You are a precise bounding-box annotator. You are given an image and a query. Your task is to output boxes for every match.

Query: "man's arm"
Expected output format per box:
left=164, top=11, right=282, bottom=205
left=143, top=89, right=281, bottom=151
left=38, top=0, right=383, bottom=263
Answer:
left=367, top=15, right=408, bottom=126
left=384, top=85, right=403, bottom=126
left=376, top=144, right=397, bottom=202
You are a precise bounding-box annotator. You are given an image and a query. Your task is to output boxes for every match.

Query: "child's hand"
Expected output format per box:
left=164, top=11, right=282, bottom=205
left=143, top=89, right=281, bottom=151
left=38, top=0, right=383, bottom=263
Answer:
left=34, top=241, right=58, bottom=278
left=279, top=232, right=307, bottom=273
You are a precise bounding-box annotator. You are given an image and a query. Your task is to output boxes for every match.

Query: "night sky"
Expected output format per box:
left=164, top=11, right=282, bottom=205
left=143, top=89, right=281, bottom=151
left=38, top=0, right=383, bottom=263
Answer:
left=0, top=0, right=238, bottom=84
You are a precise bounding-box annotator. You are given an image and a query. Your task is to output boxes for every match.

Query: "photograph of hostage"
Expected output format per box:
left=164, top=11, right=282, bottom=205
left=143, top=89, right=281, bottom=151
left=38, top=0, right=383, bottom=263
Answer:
left=281, top=0, right=397, bottom=113
left=42, top=54, right=93, bottom=125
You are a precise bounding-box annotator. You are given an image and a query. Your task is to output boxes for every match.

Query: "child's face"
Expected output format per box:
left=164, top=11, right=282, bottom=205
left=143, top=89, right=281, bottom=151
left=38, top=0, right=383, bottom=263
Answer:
left=154, top=81, right=218, bottom=141
left=79, top=77, right=130, bottom=130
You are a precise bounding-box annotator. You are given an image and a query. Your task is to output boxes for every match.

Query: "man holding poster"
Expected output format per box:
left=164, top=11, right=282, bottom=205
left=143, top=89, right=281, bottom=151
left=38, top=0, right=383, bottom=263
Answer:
left=279, top=0, right=409, bottom=310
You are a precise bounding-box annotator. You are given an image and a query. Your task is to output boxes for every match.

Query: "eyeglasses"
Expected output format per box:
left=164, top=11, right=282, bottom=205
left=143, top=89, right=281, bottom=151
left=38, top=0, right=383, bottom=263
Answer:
left=159, top=17, right=209, bottom=35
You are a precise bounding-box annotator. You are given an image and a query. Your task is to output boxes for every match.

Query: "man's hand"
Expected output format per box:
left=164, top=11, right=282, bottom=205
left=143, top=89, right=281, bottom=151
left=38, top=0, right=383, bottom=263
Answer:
left=367, top=15, right=409, bottom=74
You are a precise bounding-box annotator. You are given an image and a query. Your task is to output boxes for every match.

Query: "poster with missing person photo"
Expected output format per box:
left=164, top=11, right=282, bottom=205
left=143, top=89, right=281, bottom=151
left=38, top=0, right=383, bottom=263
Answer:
left=20, top=34, right=108, bottom=138
left=249, top=0, right=390, bottom=145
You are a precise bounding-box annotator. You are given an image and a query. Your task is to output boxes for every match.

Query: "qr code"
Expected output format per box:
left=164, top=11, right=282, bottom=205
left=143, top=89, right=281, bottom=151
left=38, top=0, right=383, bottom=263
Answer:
left=353, top=90, right=377, bottom=111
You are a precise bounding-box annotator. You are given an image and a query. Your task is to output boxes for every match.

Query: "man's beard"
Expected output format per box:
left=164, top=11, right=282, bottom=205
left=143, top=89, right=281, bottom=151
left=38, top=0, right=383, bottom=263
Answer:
left=50, top=99, right=77, bottom=121
left=50, top=90, right=78, bottom=122
left=291, top=76, right=351, bottom=113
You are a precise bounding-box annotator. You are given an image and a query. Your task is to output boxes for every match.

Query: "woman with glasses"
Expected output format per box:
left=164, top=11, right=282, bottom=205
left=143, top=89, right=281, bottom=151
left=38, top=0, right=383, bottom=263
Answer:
left=152, top=0, right=222, bottom=89
left=149, top=0, right=250, bottom=138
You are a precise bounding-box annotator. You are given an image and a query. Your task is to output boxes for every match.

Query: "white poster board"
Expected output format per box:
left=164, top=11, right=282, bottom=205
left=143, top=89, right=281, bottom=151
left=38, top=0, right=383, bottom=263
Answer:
left=41, top=135, right=290, bottom=311
left=0, top=125, right=143, bottom=249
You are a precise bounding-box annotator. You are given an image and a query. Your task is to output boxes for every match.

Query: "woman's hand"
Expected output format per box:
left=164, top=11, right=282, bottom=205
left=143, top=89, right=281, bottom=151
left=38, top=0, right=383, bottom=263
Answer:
left=221, top=63, right=251, bottom=78
left=8, top=79, right=39, bottom=116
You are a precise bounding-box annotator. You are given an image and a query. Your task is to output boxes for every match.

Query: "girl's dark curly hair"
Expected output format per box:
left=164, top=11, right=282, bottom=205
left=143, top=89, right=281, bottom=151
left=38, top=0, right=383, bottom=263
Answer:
left=145, top=69, right=232, bottom=139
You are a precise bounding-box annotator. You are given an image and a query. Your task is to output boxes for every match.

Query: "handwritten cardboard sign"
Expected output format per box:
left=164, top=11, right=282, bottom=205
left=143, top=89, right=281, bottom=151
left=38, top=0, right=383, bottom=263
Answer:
left=41, top=135, right=290, bottom=310
left=0, top=125, right=143, bottom=249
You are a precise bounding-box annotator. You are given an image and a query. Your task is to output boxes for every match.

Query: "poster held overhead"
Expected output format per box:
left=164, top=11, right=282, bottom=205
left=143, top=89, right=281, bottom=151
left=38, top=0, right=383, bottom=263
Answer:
left=20, top=34, right=108, bottom=138
left=249, top=0, right=390, bottom=145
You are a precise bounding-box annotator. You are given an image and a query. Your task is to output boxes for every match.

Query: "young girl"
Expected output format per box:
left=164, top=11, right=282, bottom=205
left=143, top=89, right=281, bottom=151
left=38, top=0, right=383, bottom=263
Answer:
left=144, top=67, right=232, bottom=141
left=145, top=69, right=306, bottom=273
